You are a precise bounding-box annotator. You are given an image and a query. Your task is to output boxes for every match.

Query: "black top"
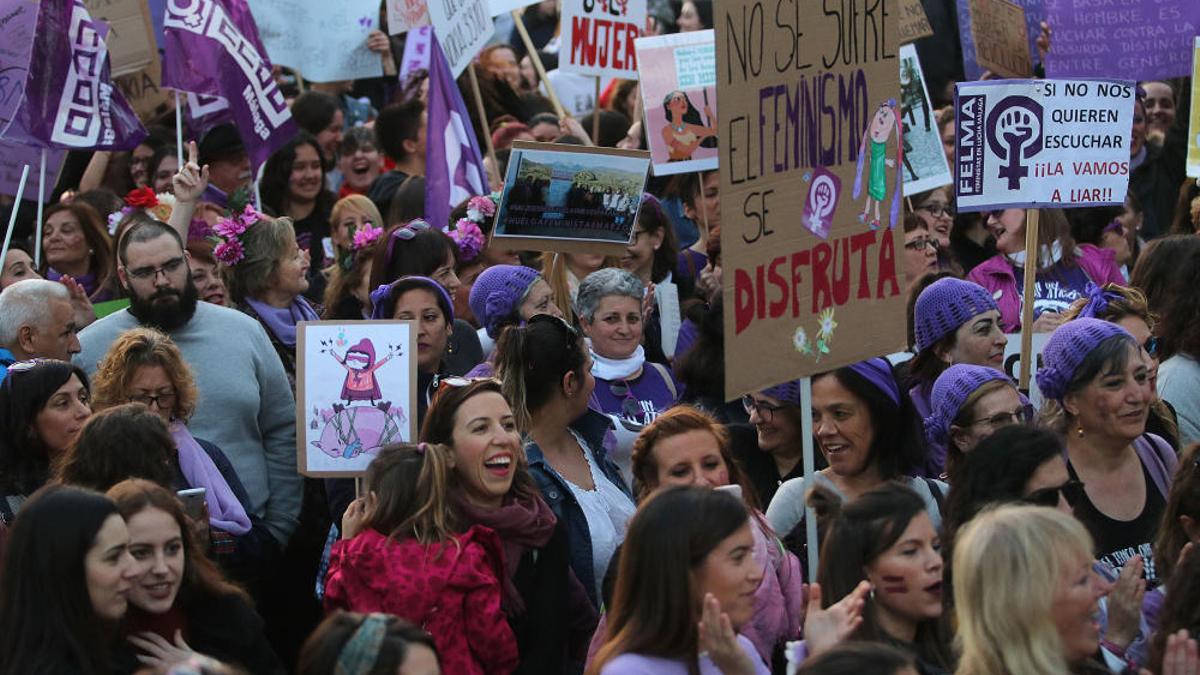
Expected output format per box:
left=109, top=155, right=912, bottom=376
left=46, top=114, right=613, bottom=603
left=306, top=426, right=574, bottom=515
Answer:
left=1067, top=458, right=1166, bottom=586
left=728, top=424, right=813, bottom=511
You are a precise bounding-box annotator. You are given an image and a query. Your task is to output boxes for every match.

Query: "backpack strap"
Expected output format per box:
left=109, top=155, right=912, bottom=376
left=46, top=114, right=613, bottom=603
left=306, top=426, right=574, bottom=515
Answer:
left=648, top=361, right=679, bottom=401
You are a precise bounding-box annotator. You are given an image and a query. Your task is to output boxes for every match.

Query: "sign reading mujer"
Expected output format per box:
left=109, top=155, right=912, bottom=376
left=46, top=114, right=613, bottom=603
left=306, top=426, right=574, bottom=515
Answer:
left=954, top=79, right=1136, bottom=212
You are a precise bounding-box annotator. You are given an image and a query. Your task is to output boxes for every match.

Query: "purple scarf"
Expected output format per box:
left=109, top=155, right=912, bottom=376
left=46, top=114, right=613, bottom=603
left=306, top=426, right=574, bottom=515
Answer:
left=245, top=295, right=320, bottom=347
left=171, top=421, right=252, bottom=535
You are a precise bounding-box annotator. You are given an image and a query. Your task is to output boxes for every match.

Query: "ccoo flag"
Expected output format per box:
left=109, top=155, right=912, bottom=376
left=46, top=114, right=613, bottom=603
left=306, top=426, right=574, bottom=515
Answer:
left=7, top=0, right=148, bottom=150
left=403, top=26, right=489, bottom=230
left=162, top=0, right=296, bottom=170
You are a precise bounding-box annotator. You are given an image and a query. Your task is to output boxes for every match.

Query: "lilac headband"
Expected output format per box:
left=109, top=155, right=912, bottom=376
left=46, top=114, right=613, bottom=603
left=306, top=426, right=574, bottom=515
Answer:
left=846, top=357, right=901, bottom=408
left=369, top=275, right=455, bottom=322
left=1075, top=282, right=1120, bottom=320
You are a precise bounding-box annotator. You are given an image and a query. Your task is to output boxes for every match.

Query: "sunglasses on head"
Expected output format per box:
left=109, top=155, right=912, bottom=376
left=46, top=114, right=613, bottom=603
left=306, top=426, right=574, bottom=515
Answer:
left=1022, top=480, right=1084, bottom=508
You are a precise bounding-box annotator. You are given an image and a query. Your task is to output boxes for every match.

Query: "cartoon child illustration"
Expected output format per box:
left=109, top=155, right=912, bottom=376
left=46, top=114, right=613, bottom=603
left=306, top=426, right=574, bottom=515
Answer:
left=331, top=338, right=394, bottom=408
left=661, top=90, right=717, bottom=162
left=853, top=99, right=904, bottom=230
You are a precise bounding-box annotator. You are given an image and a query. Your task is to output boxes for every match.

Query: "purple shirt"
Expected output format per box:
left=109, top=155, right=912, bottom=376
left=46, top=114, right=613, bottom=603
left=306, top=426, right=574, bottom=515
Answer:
left=599, top=635, right=769, bottom=675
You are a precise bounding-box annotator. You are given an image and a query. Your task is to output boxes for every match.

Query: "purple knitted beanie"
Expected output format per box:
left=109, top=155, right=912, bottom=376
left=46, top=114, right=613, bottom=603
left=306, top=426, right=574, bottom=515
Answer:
left=1035, top=318, right=1133, bottom=401
left=469, top=264, right=541, bottom=339
left=925, top=364, right=1014, bottom=445
left=914, top=278, right=999, bottom=353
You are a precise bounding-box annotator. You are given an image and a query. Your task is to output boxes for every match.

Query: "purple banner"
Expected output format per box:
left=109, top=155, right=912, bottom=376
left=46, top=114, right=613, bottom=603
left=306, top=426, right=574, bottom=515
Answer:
left=1043, top=0, right=1200, bottom=81
left=0, top=140, right=65, bottom=198
left=162, top=0, right=296, bottom=170
left=423, top=27, right=489, bottom=230
left=8, top=0, right=147, bottom=150
left=0, top=0, right=39, bottom=139
left=957, top=0, right=1044, bottom=81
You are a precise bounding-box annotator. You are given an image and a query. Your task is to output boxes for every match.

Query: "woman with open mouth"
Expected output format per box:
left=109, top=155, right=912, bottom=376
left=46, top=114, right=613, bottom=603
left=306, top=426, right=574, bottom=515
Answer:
left=906, top=276, right=1012, bottom=477
left=108, top=479, right=281, bottom=674
left=421, top=378, right=596, bottom=674
left=766, top=359, right=948, bottom=567
left=783, top=483, right=952, bottom=674
left=1036, top=318, right=1176, bottom=588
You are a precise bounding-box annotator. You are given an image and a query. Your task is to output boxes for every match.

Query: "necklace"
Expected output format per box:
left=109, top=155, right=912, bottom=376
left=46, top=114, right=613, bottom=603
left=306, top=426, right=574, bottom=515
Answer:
left=673, top=123, right=685, bottom=133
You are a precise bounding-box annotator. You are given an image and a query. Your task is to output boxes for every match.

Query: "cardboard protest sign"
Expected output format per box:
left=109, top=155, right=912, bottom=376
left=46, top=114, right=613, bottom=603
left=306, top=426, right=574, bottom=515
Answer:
left=387, top=0, right=430, bottom=35
left=492, top=141, right=650, bottom=255
left=634, top=30, right=718, bottom=176
left=954, top=79, right=1135, bottom=212
left=560, top=0, right=645, bottom=79
left=0, top=0, right=39, bottom=140
left=900, top=44, right=953, bottom=195
left=82, top=0, right=156, bottom=77
left=956, top=0, right=1043, bottom=81
left=1043, top=0, right=1200, bottom=81
left=113, top=58, right=172, bottom=123
left=247, top=0, right=385, bottom=83
left=489, top=0, right=536, bottom=16
left=898, top=0, right=934, bottom=44
left=969, top=0, right=1032, bottom=78
left=0, top=141, right=64, bottom=198
left=297, top=321, right=417, bottom=477
left=1003, top=332, right=1047, bottom=408
left=715, top=0, right=906, bottom=398
left=1188, top=38, right=1200, bottom=179
left=428, top=0, right=494, bottom=77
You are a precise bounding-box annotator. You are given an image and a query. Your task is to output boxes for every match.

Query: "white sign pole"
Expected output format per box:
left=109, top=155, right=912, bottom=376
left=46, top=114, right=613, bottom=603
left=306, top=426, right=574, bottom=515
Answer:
left=1, top=165, right=31, bottom=273
left=800, top=376, right=819, bottom=576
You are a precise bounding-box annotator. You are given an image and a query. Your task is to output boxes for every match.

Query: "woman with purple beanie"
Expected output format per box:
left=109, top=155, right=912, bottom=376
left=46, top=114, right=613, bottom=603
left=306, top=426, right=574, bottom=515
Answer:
left=466, top=264, right=564, bottom=372
left=924, top=364, right=1028, bottom=481
left=906, top=276, right=1011, bottom=477
left=1036, top=318, right=1177, bottom=587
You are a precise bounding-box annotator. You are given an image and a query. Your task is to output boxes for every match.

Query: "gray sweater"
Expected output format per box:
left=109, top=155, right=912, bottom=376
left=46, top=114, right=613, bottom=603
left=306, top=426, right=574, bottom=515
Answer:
left=76, top=302, right=301, bottom=544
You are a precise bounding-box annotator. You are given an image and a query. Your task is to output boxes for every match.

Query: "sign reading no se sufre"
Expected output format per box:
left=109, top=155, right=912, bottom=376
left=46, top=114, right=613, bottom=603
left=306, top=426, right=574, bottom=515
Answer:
left=715, top=0, right=906, bottom=398
left=954, top=78, right=1135, bottom=212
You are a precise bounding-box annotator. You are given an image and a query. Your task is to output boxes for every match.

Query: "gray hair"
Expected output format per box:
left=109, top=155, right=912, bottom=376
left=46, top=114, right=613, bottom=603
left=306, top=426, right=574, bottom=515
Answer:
left=574, top=267, right=644, bottom=323
left=0, top=279, right=69, bottom=347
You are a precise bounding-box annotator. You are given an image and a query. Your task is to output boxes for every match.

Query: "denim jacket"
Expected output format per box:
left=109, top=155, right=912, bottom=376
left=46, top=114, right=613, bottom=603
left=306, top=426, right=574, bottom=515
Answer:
left=526, top=409, right=632, bottom=610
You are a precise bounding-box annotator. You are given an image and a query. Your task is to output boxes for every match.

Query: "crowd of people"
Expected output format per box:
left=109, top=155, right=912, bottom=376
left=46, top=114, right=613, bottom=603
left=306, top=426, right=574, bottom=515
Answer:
left=0, top=0, right=1199, bottom=673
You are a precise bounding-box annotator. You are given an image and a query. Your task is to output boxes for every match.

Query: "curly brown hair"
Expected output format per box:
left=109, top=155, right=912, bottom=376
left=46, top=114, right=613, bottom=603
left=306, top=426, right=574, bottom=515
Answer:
left=91, top=327, right=198, bottom=422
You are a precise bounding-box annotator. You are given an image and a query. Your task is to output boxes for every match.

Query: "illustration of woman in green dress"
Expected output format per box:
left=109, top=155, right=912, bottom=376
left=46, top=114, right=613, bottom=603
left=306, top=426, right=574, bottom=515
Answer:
left=661, top=90, right=717, bottom=162
left=853, top=99, right=904, bottom=230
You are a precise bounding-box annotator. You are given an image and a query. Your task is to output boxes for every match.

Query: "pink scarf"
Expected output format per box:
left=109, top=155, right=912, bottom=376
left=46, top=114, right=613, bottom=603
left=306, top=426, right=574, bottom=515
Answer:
left=171, top=421, right=252, bottom=535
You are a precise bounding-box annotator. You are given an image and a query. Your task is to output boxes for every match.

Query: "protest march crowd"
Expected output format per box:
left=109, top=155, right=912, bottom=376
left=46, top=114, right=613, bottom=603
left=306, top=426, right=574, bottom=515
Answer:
left=2, top=0, right=1200, bottom=673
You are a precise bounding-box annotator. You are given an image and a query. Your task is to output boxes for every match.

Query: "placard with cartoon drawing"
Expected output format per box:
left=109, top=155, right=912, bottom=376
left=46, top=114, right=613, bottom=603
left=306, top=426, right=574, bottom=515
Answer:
left=634, top=29, right=718, bottom=176
left=296, top=320, right=417, bottom=477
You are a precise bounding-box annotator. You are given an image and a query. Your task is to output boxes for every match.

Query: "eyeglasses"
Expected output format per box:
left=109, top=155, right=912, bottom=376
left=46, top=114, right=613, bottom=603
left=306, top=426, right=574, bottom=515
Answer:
left=1142, top=336, right=1160, bottom=359
left=610, top=380, right=649, bottom=421
left=966, top=404, right=1034, bottom=429
left=919, top=204, right=954, bottom=218
left=1023, top=480, right=1085, bottom=508
left=904, top=237, right=939, bottom=252
left=432, top=375, right=500, bottom=399
left=126, top=256, right=186, bottom=281
left=128, top=392, right=177, bottom=410
left=742, top=395, right=785, bottom=423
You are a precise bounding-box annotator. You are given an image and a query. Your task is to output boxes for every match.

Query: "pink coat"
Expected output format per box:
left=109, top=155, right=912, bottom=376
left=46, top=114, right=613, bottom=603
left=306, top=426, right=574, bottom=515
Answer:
left=966, top=244, right=1125, bottom=332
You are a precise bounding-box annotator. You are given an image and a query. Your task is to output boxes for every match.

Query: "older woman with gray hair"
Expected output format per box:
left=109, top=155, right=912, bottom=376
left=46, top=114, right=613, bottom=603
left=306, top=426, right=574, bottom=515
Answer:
left=577, top=267, right=678, bottom=479
left=218, top=210, right=318, bottom=387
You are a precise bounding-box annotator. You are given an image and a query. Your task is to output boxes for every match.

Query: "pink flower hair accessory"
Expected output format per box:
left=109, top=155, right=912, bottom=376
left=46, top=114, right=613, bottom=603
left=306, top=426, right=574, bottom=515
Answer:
left=449, top=220, right=486, bottom=263
left=352, top=224, right=385, bottom=250
left=209, top=205, right=264, bottom=266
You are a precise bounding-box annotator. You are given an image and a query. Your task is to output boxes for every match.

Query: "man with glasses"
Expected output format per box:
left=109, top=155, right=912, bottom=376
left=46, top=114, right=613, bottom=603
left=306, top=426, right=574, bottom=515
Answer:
left=0, top=279, right=81, bottom=382
left=75, top=219, right=301, bottom=550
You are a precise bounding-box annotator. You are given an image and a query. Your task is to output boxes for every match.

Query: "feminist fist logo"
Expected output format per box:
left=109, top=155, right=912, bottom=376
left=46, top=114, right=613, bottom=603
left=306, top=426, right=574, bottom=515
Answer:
left=802, top=166, right=841, bottom=239
left=986, top=96, right=1044, bottom=191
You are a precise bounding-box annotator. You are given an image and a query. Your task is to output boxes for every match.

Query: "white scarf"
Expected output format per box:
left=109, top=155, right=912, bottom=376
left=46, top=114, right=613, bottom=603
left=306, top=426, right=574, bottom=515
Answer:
left=589, top=342, right=646, bottom=381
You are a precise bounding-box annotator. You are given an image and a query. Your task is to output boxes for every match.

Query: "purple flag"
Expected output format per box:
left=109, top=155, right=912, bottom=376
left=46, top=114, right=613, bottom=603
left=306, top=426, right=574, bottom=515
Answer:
left=7, top=0, right=147, bottom=150
left=419, top=27, right=489, bottom=230
left=162, top=0, right=296, bottom=170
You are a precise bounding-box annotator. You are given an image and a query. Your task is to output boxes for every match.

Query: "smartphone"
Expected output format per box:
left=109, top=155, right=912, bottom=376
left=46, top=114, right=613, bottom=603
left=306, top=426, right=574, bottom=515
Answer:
left=177, top=487, right=207, bottom=520
left=715, top=484, right=743, bottom=501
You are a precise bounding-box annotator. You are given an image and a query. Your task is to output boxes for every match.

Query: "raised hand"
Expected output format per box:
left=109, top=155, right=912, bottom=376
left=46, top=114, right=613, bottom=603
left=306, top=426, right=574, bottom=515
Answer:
left=1104, top=555, right=1146, bottom=648
left=803, top=580, right=870, bottom=657
left=697, top=593, right=758, bottom=675
left=173, top=141, right=210, bottom=204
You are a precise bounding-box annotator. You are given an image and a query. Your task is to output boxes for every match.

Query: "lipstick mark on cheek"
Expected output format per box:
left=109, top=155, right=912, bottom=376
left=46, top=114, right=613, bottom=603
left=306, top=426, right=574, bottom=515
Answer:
left=880, top=574, right=909, bottom=594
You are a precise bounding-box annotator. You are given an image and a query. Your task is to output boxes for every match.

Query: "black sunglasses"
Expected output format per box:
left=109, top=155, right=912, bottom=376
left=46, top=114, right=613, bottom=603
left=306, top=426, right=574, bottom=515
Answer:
left=1023, top=480, right=1084, bottom=508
